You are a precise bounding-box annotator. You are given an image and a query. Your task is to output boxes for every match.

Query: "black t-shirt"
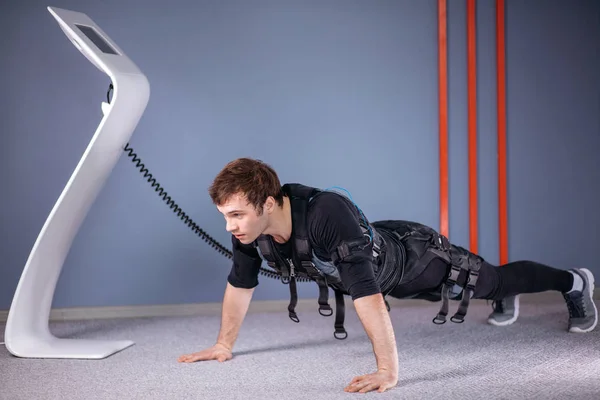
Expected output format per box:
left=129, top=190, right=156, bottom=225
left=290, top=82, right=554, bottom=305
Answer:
left=227, top=191, right=381, bottom=300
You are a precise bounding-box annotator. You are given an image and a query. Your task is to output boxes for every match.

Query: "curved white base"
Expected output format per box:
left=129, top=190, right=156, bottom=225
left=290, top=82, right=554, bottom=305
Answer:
left=7, top=336, right=134, bottom=360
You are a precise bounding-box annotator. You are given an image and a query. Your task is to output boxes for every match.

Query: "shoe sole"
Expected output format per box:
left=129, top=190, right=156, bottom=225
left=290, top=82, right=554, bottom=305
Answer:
left=569, top=268, right=598, bottom=333
left=487, top=295, right=520, bottom=326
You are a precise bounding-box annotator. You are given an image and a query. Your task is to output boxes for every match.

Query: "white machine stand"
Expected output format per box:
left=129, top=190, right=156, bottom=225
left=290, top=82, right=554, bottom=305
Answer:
left=4, top=6, right=150, bottom=359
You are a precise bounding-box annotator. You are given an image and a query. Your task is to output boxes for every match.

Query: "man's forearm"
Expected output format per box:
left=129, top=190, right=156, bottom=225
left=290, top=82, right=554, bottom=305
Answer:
left=353, top=293, right=399, bottom=374
left=216, top=282, right=255, bottom=350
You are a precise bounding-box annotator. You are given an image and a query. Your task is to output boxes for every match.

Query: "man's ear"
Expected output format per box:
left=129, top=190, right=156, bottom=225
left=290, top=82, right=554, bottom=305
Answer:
left=264, top=196, right=276, bottom=214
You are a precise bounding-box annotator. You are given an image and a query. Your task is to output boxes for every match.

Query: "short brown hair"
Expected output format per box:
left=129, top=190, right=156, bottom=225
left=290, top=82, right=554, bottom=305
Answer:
left=208, top=158, right=284, bottom=214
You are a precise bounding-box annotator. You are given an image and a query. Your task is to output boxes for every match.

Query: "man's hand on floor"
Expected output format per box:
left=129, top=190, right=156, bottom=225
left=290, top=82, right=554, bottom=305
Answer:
left=178, top=343, right=233, bottom=363
left=344, top=369, right=398, bottom=393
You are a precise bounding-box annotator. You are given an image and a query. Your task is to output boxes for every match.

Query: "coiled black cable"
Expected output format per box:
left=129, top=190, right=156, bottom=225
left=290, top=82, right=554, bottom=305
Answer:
left=107, top=83, right=311, bottom=282
left=122, top=143, right=234, bottom=259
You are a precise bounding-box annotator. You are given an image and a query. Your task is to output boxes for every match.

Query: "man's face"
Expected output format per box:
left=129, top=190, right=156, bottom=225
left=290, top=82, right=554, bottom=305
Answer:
left=216, top=193, right=269, bottom=245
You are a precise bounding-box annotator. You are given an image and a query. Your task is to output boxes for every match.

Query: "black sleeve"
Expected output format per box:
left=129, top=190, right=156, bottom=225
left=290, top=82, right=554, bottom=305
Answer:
left=307, top=193, right=381, bottom=300
left=227, top=235, right=262, bottom=289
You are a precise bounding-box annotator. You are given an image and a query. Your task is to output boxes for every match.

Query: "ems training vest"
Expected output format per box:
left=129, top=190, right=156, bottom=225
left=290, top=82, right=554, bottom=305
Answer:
left=253, top=183, right=398, bottom=340
left=254, top=184, right=484, bottom=337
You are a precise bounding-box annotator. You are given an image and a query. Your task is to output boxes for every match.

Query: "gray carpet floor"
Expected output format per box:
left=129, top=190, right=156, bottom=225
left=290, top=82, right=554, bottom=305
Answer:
left=1, top=296, right=600, bottom=400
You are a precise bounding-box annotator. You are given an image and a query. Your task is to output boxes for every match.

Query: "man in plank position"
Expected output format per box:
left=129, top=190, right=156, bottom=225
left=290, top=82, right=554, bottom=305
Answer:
left=179, top=158, right=597, bottom=394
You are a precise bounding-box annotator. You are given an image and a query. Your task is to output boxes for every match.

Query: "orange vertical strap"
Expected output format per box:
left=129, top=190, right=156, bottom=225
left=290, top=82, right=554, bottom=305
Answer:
left=496, top=0, right=508, bottom=264
left=467, top=0, right=478, bottom=253
left=438, top=0, right=449, bottom=238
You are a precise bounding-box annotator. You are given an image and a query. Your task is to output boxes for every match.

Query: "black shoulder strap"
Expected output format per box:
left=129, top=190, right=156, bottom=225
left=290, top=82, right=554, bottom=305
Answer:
left=282, top=183, right=321, bottom=262
left=256, top=235, right=291, bottom=282
left=256, top=235, right=277, bottom=263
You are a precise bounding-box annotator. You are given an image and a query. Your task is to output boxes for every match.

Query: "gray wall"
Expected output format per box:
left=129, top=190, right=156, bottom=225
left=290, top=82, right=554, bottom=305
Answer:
left=1, top=0, right=598, bottom=309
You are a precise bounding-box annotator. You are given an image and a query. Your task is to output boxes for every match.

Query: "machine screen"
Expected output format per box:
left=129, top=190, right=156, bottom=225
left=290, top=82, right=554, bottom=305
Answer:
left=75, top=24, right=118, bottom=55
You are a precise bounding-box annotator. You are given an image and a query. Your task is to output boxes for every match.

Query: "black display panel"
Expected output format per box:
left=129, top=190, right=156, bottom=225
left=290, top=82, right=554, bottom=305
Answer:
left=75, top=24, right=118, bottom=55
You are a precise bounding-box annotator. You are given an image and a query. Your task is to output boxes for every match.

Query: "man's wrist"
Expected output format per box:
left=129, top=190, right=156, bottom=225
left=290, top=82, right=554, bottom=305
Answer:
left=216, top=341, right=233, bottom=352
left=378, top=366, right=398, bottom=376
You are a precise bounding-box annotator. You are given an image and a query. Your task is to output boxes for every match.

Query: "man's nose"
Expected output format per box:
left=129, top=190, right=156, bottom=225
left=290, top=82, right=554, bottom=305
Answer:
left=225, top=219, right=237, bottom=232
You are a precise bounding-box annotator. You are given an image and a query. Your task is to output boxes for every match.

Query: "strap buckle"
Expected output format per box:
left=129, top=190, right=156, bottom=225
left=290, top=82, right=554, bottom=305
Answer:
left=466, top=269, right=480, bottom=291
left=319, top=304, right=333, bottom=317
left=301, top=261, right=322, bottom=278
left=447, top=264, right=461, bottom=285
left=450, top=314, right=465, bottom=323
left=334, top=328, right=348, bottom=340
left=434, top=233, right=451, bottom=251
left=289, top=311, right=299, bottom=323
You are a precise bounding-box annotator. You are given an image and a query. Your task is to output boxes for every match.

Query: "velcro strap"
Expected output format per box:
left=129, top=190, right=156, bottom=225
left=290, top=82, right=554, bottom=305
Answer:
left=288, top=277, right=299, bottom=323
left=333, top=290, right=347, bottom=340
left=446, top=264, right=461, bottom=285
left=433, top=284, right=452, bottom=324
left=450, top=258, right=482, bottom=322
left=316, top=278, right=332, bottom=316
left=450, top=289, right=472, bottom=323
left=331, top=238, right=370, bottom=266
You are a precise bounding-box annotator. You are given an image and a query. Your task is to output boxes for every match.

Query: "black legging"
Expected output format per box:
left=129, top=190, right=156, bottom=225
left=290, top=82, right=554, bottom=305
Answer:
left=389, top=257, right=574, bottom=301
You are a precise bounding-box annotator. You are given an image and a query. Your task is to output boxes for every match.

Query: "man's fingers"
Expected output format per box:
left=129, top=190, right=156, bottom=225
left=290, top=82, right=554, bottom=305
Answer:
left=187, top=354, right=203, bottom=362
left=349, top=375, right=366, bottom=385
left=180, top=351, right=232, bottom=363
left=345, top=378, right=370, bottom=393
left=345, top=378, right=394, bottom=393
left=344, top=383, right=356, bottom=392
left=178, top=345, right=233, bottom=364
left=178, top=352, right=210, bottom=363
left=359, top=382, right=380, bottom=393
left=344, top=379, right=358, bottom=392
left=345, top=372, right=397, bottom=393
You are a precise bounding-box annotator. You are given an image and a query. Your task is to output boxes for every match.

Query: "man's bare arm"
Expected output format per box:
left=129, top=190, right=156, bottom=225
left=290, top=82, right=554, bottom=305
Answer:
left=344, top=293, right=399, bottom=393
left=354, top=293, right=399, bottom=373
left=178, top=282, right=254, bottom=363
left=216, top=282, right=255, bottom=350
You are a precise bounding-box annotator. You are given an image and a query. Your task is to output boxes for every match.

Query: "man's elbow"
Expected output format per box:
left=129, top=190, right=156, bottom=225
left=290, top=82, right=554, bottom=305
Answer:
left=352, top=292, right=388, bottom=315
